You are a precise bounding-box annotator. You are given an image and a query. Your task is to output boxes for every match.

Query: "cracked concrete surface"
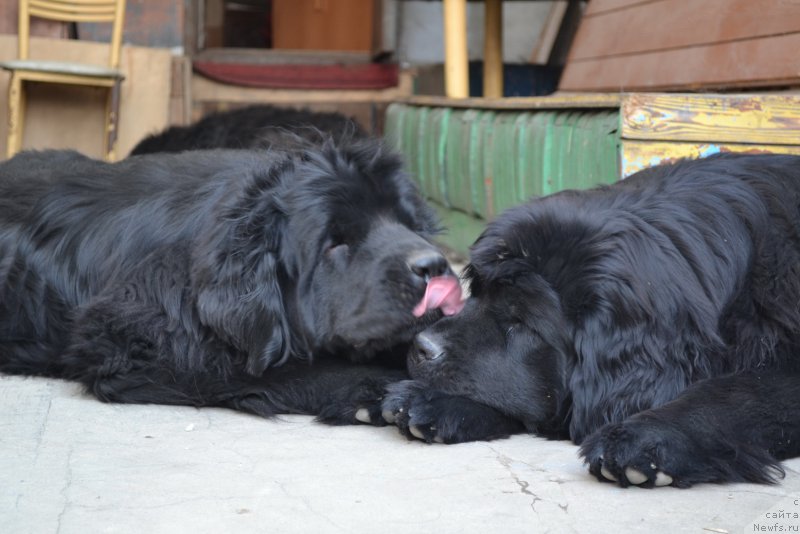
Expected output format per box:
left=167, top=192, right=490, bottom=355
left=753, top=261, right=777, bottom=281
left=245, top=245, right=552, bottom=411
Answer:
left=3, top=375, right=800, bottom=534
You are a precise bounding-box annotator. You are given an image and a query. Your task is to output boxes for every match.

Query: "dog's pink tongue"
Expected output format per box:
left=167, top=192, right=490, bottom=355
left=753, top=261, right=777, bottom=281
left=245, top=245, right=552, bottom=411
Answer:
left=413, top=276, right=464, bottom=317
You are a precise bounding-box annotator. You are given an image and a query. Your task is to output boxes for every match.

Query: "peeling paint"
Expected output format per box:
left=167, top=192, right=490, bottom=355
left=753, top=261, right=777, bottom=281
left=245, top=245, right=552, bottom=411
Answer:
left=622, top=141, right=800, bottom=177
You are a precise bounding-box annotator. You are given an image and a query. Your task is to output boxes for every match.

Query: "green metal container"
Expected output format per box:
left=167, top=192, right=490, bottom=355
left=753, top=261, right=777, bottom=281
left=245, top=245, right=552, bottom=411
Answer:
left=384, top=102, right=621, bottom=256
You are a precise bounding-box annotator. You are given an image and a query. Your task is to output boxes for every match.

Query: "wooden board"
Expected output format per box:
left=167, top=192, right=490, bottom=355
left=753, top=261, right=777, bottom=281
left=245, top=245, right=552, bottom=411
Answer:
left=562, top=33, right=800, bottom=91
left=529, top=1, right=568, bottom=65
left=404, top=93, right=621, bottom=110
left=622, top=93, right=800, bottom=145
left=0, top=36, right=173, bottom=159
left=587, top=0, right=656, bottom=15
left=272, top=0, right=376, bottom=53
left=622, top=140, right=800, bottom=177
left=572, top=0, right=800, bottom=60
left=191, top=69, right=414, bottom=105
left=560, top=0, right=800, bottom=91
left=169, top=56, right=192, bottom=126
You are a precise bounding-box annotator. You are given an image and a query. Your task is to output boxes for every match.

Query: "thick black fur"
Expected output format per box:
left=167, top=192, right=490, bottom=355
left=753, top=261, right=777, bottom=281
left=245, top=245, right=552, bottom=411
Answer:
left=130, top=105, right=366, bottom=156
left=383, top=153, right=800, bottom=487
left=0, top=140, right=456, bottom=425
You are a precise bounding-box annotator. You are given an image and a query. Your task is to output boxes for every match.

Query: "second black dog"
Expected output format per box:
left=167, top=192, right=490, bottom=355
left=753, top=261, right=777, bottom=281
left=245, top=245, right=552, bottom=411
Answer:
left=130, top=105, right=366, bottom=156
left=384, top=153, right=800, bottom=488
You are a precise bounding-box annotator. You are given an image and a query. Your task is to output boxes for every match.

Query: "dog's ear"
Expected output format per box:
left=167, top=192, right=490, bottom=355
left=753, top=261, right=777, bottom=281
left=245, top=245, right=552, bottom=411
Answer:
left=192, top=170, right=293, bottom=376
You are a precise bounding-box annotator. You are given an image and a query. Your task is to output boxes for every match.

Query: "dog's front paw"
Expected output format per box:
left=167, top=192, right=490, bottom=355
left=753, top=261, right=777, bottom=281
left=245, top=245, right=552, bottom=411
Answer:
left=316, top=372, right=406, bottom=426
left=580, top=419, right=683, bottom=488
left=382, top=380, right=524, bottom=444
left=579, top=415, right=783, bottom=488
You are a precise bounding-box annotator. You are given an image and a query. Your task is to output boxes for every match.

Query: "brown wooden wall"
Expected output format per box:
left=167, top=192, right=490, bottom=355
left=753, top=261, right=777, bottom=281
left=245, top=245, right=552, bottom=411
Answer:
left=560, top=0, right=800, bottom=91
left=0, top=0, right=184, bottom=49
left=0, top=0, right=66, bottom=39
left=272, top=0, right=377, bottom=52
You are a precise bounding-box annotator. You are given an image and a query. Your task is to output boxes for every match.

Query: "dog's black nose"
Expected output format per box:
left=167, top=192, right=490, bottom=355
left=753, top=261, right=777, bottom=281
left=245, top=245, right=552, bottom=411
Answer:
left=412, top=332, right=445, bottom=362
left=408, top=250, right=449, bottom=281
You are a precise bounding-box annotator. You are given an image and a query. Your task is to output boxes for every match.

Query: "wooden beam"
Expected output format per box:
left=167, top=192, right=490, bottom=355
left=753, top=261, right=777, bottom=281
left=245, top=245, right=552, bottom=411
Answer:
left=402, top=93, right=622, bottom=110
left=443, top=0, right=468, bottom=98
left=483, top=0, right=503, bottom=98
left=191, top=70, right=415, bottom=104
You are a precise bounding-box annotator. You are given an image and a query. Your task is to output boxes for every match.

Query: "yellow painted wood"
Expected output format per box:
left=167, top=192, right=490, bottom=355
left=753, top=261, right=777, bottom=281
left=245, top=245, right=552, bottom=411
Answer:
left=483, top=0, right=503, bottom=98
left=443, top=0, right=468, bottom=98
left=14, top=70, right=119, bottom=87
left=622, top=93, right=800, bottom=145
left=18, top=0, right=30, bottom=60
left=104, top=80, right=121, bottom=161
left=622, top=139, right=800, bottom=177
left=30, top=0, right=120, bottom=18
left=6, top=75, right=22, bottom=158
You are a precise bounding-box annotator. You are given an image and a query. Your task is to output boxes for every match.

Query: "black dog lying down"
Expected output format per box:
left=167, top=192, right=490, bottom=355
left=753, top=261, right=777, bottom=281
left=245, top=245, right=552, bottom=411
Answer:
left=130, top=105, right=366, bottom=156
left=0, top=140, right=463, bottom=424
left=384, top=153, right=800, bottom=488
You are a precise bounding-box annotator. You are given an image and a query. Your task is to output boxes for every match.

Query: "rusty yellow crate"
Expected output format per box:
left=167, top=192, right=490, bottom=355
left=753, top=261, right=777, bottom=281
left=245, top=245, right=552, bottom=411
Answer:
left=620, top=93, right=800, bottom=176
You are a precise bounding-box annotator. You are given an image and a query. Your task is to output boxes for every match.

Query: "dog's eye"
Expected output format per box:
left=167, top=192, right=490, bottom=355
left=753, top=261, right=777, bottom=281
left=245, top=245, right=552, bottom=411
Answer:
left=326, top=242, right=350, bottom=261
left=505, top=322, right=523, bottom=338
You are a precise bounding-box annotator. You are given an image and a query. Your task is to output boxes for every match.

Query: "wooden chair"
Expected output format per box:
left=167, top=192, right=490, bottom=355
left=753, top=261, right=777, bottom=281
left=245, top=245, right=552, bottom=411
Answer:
left=0, top=0, right=126, bottom=161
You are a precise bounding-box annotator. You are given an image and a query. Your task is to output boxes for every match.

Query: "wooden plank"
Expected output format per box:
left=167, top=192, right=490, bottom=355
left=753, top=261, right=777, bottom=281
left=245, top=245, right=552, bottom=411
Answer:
left=403, top=93, right=621, bottom=110
left=543, top=0, right=585, bottom=67
left=529, top=1, right=568, bottom=64
left=569, top=0, right=800, bottom=61
left=168, top=56, right=192, bottom=126
left=584, top=0, right=661, bottom=17
left=272, top=0, right=375, bottom=52
left=622, top=140, right=800, bottom=177
left=559, top=32, right=800, bottom=91
left=622, top=93, right=800, bottom=145
left=191, top=69, right=413, bottom=105
left=194, top=48, right=373, bottom=66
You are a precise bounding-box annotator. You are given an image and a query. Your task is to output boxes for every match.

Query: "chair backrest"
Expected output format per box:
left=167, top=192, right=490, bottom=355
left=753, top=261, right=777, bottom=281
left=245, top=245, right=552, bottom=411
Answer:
left=18, top=0, right=126, bottom=68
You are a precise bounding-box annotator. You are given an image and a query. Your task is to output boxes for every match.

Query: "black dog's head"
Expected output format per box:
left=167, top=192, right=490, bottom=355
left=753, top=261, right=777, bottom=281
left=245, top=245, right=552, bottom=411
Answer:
left=404, top=201, right=588, bottom=437
left=192, top=140, right=463, bottom=374
left=403, top=178, right=735, bottom=442
left=279, top=141, right=464, bottom=360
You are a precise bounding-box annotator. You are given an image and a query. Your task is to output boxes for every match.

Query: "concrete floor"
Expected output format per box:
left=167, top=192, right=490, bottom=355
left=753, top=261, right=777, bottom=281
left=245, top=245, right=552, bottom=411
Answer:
left=2, top=374, right=799, bottom=534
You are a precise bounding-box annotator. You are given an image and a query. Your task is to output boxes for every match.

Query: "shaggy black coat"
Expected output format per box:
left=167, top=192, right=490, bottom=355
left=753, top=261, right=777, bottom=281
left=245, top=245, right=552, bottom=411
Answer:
left=383, top=153, right=800, bottom=488
left=130, top=105, right=366, bottom=156
left=0, top=140, right=455, bottom=424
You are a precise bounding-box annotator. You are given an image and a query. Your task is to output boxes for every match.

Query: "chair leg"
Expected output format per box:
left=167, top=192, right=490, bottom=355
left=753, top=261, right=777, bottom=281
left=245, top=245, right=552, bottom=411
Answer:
left=6, top=75, right=24, bottom=159
left=104, top=81, right=121, bottom=162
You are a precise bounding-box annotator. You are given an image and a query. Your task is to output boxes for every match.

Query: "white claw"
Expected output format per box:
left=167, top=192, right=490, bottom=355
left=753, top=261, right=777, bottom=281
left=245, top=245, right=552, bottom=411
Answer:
left=382, top=409, right=396, bottom=424
left=625, top=467, right=648, bottom=485
left=409, top=426, right=425, bottom=440
left=600, top=466, right=617, bottom=481
left=433, top=435, right=445, bottom=444
left=355, top=408, right=371, bottom=424
left=654, top=472, right=673, bottom=487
